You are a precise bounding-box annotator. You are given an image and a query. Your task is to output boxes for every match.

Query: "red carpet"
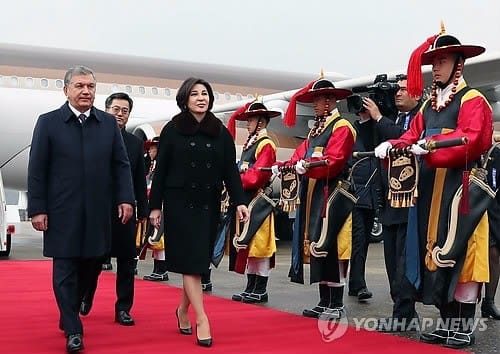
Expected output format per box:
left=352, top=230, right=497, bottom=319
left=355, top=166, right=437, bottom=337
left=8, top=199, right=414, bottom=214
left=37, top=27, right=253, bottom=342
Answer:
left=0, top=260, right=463, bottom=354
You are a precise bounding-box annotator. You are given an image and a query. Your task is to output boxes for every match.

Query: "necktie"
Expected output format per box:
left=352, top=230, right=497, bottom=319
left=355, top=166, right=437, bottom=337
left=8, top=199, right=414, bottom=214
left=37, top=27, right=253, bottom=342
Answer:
left=395, top=112, right=405, bottom=125
left=78, top=114, right=86, bottom=124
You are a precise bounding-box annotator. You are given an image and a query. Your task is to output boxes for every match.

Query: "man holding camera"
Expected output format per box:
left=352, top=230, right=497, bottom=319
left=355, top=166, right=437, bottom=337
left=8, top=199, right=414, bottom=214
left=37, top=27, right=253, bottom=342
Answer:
left=360, top=75, right=422, bottom=331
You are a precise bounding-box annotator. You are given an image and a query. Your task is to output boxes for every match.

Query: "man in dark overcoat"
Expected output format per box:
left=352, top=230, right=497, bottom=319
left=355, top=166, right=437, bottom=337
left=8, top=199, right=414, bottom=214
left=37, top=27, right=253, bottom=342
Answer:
left=80, top=92, right=148, bottom=326
left=28, top=66, right=134, bottom=353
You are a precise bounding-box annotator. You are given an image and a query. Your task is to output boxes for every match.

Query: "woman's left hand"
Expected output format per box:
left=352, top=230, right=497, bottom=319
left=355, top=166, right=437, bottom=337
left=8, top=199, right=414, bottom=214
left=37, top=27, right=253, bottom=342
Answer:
left=236, top=205, right=250, bottom=223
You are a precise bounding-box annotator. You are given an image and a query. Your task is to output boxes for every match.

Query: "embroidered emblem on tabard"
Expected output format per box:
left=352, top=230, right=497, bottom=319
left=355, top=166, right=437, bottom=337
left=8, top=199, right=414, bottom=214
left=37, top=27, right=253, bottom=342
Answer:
left=387, top=150, right=419, bottom=207
left=279, top=166, right=300, bottom=212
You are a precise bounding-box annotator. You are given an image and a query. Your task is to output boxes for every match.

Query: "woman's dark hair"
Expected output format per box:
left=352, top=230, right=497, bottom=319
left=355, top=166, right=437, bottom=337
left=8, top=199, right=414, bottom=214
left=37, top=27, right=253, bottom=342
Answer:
left=176, top=77, right=215, bottom=112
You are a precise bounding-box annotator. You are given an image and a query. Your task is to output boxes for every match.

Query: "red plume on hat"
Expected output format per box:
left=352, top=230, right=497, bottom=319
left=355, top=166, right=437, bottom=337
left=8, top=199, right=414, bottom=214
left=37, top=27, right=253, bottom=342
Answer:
left=406, top=22, right=445, bottom=97
left=283, top=79, right=315, bottom=128
left=227, top=99, right=255, bottom=139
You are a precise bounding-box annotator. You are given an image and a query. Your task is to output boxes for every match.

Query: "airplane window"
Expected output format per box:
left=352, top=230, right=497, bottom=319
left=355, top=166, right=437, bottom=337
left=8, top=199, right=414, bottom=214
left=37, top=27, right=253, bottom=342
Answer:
left=125, top=85, right=132, bottom=93
left=236, top=93, right=242, bottom=101
left=111, top=84, right=119, bottom=92
left=10, top=77, right=19, bottom=86
left=214, top=91, right=220, bottom=100
left=247, top=94, right=254, bottom=99
left=224, top=93, right=231, bottom=101
left=139, top=86, right=146, bottom=94
left=152, top=87, right=158, bottom=95
left=165, top=88, right=171, bottom=96
left=41, top=78, right=49, bottom=88
left=25, top=77, right=34, bottom=88
left=55, top=79, right=63, bottom=89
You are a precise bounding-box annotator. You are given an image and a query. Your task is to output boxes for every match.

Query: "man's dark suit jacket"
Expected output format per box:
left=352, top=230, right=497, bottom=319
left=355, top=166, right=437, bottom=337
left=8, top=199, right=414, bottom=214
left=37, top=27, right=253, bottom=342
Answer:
left=109, top=130, right=148, bottom=258
left=28, top=102, right=135, bottom=258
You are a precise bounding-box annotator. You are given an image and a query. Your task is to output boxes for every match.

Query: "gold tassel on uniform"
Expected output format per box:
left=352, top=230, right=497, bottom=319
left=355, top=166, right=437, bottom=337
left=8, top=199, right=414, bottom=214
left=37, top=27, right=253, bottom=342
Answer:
left=135, top=219, right=147, bottom=248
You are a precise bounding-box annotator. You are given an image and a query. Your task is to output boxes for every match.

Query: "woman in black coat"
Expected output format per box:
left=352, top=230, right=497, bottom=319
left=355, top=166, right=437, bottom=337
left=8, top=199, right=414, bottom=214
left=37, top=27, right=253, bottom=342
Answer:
left=149, top=77, right=249, bottom=347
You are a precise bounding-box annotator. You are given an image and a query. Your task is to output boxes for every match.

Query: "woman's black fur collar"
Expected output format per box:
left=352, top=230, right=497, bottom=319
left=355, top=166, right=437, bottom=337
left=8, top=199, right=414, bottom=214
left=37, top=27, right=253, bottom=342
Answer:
left=172, top=111, right=222, bottom=137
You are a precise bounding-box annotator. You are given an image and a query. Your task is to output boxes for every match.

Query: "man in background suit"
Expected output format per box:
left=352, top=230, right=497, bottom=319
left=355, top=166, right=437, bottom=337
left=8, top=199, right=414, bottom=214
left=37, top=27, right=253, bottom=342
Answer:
left=28, top=66, right=134, bottom=352
left=80, top=92, right=148, bottom=326
left=362, top=75, right=421, bottom=331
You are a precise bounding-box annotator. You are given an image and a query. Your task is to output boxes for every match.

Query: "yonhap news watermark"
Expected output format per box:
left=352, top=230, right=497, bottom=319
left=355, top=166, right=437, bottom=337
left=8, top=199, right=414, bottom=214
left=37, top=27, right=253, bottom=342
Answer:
left=317, top=311, right=489, bottom=342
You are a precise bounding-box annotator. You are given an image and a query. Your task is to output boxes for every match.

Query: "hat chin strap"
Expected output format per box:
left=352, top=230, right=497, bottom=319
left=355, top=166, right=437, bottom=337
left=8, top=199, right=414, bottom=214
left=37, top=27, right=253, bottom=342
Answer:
left=435, top=55, right=462, bottom=89
left=250, top=118, right=266, bottom=136
left=243, top=119, right=264, bottom=151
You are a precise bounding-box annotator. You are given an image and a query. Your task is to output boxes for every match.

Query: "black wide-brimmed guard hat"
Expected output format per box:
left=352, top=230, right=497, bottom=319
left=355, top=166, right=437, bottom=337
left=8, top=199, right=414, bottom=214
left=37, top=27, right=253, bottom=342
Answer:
left=235, top=102, right=281, bottom=121
left=227, top=100, right=280, bottom=139
left=295, top=79, right=352, bottom=103
left=420, top=34, right=485, bottom=65
left=406, top=23, right=486, bottom=97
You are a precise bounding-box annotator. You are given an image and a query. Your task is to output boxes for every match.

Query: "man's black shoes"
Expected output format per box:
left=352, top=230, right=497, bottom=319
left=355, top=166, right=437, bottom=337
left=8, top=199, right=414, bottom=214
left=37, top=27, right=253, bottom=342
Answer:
left=348, top=287, right=373, bottom=301
left=115, top=310, right=135, bottom=326
left=66, top=333, right=83, bottom=353
left=79, top=300, right=92, bottom=316
left=481, top=298, right=500, bottom=320
left=357, top=288, right=373, bottom=301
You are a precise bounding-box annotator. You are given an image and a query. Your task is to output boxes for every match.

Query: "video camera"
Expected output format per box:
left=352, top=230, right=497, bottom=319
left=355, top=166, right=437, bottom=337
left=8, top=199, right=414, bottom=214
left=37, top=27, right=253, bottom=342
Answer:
left=347, top=74, right=400, bottom=119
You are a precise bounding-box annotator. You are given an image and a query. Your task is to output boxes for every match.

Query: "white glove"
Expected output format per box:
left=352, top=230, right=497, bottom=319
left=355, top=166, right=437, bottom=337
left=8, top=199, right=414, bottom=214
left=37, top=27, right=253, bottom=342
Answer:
left=374, top=141, right=392, bottom=159
left=271, top=165, right=281, bottom=176
left=410, top=139, right=429, bottom=155
left=295, top=160, right=307, bottom=175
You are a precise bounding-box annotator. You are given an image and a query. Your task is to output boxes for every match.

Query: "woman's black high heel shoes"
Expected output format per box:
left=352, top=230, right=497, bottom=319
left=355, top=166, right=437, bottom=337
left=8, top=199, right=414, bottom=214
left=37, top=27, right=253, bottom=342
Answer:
left=196, top=324, right=213, bottom=347
left=197, top=337, right=213, bottom=347
left=176, top=308, right=193, bottom=335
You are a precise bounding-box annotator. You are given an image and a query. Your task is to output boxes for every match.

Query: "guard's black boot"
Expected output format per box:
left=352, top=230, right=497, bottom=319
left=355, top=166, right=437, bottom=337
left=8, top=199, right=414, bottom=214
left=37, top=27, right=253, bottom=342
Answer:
left=481, top=297, right=500, bottom=320
left=143, top=259, right=168, bottom=281
left=156, top=259, right=169, bottom=280
left=420, top=328, right=454, bottom=344
left=201, top=269, right=212, bottom=292
left=420, top=302, right=454, bottom=344
left=143, top=259, right=158, bottom=280
left=302, top=284, right=329, bottom=318
left=232, top=274, right=256, bottom=301
left=322, top=286, right=345, bottom=320
left=243, top=275, right=268, bottom=303
left=445, top=302, right=476, bottom=349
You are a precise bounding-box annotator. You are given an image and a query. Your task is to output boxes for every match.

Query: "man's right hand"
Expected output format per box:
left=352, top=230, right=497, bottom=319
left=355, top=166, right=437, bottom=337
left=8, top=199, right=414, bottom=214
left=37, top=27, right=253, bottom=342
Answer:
left=362, top=97, right=383, bottom=121
left=31, top=214, right=48, bottom=231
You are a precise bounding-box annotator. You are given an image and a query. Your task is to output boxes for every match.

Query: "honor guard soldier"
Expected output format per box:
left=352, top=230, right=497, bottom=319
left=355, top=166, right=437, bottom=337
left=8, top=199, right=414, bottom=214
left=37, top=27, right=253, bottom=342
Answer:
left=374, top=24, right=493, bottom=348
left=142, top=137, right=169, bottom=281
left=274, top=77, right=356, bottom=319
left=227, top=101, right=280, bottom=303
